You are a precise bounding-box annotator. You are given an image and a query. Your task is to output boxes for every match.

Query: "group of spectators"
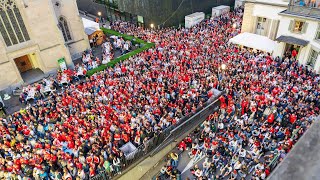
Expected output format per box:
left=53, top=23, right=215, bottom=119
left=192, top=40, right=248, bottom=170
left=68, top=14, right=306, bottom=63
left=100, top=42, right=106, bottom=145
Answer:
left=19, top=78, right=57, bottom=104
left=2, top=7, right=319, bottom=180
left=155, top=14, right=320, bottom=180
left=297, top=0, right=320, bottom=7
left=81, top=50, right=101, bottom=70
left=19, top=66, right=88, bottom=104
left=101, top=41, right=113, bottom=65
left=110, top=35, right=132, bottom=55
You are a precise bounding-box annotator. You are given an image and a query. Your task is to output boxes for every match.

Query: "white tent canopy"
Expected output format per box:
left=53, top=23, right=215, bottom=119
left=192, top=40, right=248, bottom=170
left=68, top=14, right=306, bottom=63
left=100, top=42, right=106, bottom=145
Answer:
left=81, top=17, right=101, bottom=35
left=229, top=32, right=277, bottom=53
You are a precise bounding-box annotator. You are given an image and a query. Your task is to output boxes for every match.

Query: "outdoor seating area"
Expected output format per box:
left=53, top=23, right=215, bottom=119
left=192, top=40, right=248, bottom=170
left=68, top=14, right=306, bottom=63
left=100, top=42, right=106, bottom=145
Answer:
left=0, top=5, right=319, bottom=180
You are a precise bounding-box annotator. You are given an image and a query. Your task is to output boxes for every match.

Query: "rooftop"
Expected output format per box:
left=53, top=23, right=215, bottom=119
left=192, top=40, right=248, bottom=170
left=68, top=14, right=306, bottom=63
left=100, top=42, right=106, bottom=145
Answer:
left=246, top=0, right=289, bottom=6
left=277, top=0, right=320, bottom=20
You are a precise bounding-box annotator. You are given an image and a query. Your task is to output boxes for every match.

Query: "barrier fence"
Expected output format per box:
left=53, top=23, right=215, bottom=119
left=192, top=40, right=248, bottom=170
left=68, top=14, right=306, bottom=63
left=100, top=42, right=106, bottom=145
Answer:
left=90, top=91, right=225, bottom=179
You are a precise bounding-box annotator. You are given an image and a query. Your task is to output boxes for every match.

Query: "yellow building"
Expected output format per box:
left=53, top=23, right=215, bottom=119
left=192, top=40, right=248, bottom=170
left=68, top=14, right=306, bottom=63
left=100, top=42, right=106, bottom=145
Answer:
left=0, top=0, right=89, bottom=90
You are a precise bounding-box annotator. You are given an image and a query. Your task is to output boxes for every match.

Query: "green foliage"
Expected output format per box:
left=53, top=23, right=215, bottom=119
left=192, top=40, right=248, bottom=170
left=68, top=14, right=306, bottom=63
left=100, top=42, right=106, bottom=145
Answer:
left=101, top=28, right=146, bottom=45
left=86, top=29, right=155, bottom=76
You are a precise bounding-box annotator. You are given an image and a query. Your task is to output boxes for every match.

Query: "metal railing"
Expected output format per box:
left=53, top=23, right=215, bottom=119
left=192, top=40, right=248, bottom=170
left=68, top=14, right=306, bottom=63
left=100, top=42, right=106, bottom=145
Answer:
left=150, top=91, right=223, bottom=156
left=287, top=4, right=320, bottom=18
left=90, top=90, right=224, bottom=179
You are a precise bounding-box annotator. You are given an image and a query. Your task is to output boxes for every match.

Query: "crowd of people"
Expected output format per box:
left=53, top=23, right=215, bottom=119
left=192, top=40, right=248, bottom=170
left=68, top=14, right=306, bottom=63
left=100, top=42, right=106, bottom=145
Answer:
left=154, top=14, right=320, bottom=180
left=81, top=49, right=101, bottom=70
left=19, top=67, right=87, bottom=104
left=2, top=6, right=319, bottom=180
left=101, top=41, right=113, bottom=65
left=296, top=0, right=320, bottom=7
left=19, top=33, right=131, bottom=104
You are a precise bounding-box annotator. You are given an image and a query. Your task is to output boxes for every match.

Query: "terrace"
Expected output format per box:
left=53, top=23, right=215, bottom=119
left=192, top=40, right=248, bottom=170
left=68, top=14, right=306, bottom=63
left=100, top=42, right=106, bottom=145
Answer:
left=284, top=0, right=320, bottom=19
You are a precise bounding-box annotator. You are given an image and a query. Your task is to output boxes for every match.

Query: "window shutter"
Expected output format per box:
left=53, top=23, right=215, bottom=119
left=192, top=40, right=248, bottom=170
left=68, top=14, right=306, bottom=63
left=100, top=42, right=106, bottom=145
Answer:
left=252, top=16, right=258, bottom=33
left=264, top=19, right=271, bottom=37
left=270, top=20, right=280, bottom=40
left=316, top=23, right=320, bottom=39
left=302, top=22, right=308, bottom=34
left=288, top=20, right=294, bottom=32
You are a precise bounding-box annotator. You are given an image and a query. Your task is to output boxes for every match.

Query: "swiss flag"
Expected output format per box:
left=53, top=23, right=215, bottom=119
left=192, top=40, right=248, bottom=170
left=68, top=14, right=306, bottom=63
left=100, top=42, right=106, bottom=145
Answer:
left=290, top=114, right=297, bottom=124
left=267, top=114, right=275, bottom=124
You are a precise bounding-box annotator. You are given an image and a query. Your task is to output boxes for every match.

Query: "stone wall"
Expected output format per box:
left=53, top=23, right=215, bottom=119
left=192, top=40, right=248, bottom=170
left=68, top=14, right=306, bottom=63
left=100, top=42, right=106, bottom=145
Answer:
left=54, top=0, right=90, bottom=58
left=0, top=0, right=89, bottom=90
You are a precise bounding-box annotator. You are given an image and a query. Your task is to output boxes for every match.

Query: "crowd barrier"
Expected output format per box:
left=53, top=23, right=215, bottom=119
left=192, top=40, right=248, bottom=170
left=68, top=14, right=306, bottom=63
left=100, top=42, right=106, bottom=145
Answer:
left=90, top=90, right=225, bottom=179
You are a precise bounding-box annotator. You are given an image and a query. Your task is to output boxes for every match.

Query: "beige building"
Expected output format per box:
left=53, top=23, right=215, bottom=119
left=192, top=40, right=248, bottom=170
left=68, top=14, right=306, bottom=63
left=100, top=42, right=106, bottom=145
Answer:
left=241, top=0, right=289, bottom=40
left=0, top=0, right=89, bottom=90
left=240, top=0, right=320, bottom=72
left=274, top=0, right=320, bottom=72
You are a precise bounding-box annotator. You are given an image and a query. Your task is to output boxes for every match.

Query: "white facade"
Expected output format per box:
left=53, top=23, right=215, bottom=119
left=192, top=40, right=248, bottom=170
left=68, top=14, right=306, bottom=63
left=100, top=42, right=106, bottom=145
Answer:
left=241, top=0, right=320, bottom=72
left=241, top=0, right=288, bottom=40
left=274, top=14, right=320, bottom=72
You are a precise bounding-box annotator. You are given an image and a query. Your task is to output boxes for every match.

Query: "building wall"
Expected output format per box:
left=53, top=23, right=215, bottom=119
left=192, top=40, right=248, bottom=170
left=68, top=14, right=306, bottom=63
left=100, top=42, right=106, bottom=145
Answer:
left=240, top=1, right=320, bottom=72
left=274, top=15, right=320, bottom=72
left=241, top=2, right=255, bottom=33
left=0, top=0, right=89, bottom=90
left=241, top=2, right=287, bottom=40
left=117, top=0, right=235, bottom=27
left=53, top=0, right=90, bottom=57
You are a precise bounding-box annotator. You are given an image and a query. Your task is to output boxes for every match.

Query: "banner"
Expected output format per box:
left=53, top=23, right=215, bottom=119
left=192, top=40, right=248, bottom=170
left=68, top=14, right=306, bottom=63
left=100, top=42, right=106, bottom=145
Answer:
left=58, top=57, right=67, bottom=71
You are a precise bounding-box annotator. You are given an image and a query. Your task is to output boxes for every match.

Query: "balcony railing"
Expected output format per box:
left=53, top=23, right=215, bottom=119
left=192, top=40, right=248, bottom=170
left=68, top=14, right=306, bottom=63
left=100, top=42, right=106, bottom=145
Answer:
left=288, top=0, right=320, bottom=18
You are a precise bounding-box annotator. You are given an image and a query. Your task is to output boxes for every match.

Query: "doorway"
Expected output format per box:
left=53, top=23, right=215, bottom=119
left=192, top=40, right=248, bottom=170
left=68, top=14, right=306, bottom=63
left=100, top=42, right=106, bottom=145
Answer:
left=14, top=55, right=33, bottom=73
left=14, top=54, right=44, bottom=84
left=284, top=43, right=301, bottom=59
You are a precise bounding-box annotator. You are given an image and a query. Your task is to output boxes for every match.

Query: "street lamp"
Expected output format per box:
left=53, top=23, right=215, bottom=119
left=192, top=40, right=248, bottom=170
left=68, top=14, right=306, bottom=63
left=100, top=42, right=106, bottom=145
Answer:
left=232, top=23, right=237, bottom=29
left=150, top=23, right=154, bottom=29
left=98, top=12, right=102, bottom=17
left=221, top=64, right=227, bottom=70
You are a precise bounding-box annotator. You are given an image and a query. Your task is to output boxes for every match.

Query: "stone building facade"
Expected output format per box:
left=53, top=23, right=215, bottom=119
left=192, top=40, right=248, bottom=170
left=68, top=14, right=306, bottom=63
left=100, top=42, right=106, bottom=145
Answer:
left=0, top=0, right=89, bottom=90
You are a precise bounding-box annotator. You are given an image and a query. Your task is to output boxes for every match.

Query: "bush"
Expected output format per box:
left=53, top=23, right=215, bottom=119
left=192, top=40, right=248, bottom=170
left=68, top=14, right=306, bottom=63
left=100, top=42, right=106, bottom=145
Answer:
left=86, top=29, right=155, bottom=76
left=101, top=28, right=146, bottom=45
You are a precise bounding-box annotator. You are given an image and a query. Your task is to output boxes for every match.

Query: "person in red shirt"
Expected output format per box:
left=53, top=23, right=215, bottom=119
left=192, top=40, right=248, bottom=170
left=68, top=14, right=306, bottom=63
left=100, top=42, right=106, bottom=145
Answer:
left=292, top=49, right=298, bottom=58
left=289, top=114, right=297, bottom=124
left=267, top=114, right=275, bottom=124
left=178, top=140, right=187, bottom=152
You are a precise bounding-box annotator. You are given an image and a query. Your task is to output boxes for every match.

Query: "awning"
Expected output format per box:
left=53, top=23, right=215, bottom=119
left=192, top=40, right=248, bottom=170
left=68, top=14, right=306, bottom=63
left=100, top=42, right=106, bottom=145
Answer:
left=276, top=35, right=309, bottom=46
left=84, top=27, right=102, bottom=36
left=229, top=32, right=277, bottom=53
left=81, top=17, right=101, bottom=35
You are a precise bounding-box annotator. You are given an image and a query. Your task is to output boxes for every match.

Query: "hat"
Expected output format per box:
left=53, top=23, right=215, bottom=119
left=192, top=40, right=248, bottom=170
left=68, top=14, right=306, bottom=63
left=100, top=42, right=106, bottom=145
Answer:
left=3, top=94, right=11, bottom=101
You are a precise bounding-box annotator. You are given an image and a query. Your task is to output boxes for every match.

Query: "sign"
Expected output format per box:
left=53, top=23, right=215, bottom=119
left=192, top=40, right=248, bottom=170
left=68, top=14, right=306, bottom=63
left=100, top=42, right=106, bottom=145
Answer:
left=137, top=15, right=144, bottom=23
left=58, top=58, right=67, bottom=71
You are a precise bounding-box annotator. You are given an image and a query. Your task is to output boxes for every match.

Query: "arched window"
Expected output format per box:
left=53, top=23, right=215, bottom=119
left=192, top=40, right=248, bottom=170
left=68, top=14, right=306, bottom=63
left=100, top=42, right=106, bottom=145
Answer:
left=0, top=0, right=30, bottom=47
left=58, top=16, right=72, bottom=42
